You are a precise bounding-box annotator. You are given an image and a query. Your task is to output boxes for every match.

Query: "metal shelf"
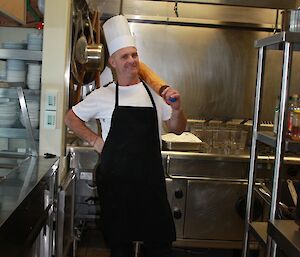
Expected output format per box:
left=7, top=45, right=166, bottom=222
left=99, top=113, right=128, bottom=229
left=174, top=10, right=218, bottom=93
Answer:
left=0, top=49, right=42, bottom=61
left=255, top=32, right=300, bottom=48
left=257, top=131, right=300, bottom=152
left=0, top=128, right=39, bottom=140
left=0, top=83, right=40, bottom=99
left=268, top=220, right=300, bottom=257
left=249, top=221, right=268, bottom=245
left=243, top=29, right=299, bottom=257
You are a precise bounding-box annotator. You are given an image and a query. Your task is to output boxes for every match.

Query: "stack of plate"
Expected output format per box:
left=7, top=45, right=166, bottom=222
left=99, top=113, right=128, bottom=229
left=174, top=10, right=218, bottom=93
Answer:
left=27, top=63, right=41, bottom=89
left=19, top=100, right=40, bottom=129
left=6, top=59, right=26, bottom=83
left=27, top=32, right=43, bottom=51
left=0, top=99, right=18, bottom=128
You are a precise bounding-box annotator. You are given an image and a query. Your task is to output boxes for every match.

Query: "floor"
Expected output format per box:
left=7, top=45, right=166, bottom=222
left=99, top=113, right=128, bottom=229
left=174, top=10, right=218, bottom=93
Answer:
left=75, top=226, right=246, bottom=257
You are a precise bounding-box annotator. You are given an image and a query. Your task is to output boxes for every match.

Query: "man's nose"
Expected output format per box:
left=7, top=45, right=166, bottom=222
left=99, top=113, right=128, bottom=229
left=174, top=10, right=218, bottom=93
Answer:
left=128, top=55, right=135, bottom=62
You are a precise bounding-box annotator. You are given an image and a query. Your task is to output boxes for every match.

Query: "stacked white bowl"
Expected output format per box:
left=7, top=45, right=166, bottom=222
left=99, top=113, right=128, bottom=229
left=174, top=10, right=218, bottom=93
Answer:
left=27, top=63, right=41, bottom=89
left=19, top=100, right=40, bottom=129
left=6, top=59, right=26, bottom=83
left=0, top=98, right=18, bottom=128
left=27, top=32, right=43, bottom=51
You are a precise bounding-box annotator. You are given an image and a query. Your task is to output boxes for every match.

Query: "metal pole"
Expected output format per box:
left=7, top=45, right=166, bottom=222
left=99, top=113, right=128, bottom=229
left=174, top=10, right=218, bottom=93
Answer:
left=242, top=46, right=265, bottom=257
left=267, top=41, right=293, bottom=257
left=17, top=87, right=38, bottom=156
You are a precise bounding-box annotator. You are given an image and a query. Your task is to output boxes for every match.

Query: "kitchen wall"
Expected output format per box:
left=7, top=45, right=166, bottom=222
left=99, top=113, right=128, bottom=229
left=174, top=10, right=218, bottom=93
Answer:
left=95, top=0, right=300, bottom=121
left=39, top=0, right=71, bottom=157
left=129, top=23, right=300, bottom=121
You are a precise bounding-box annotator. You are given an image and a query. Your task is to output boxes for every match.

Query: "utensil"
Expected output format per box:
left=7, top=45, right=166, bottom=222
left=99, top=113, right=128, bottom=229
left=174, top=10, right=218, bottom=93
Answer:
left=75, top=12, right=88, bottom=65
left=281, top=8, right=300, bottom=32
left=84, top=15, right=105, bottom=72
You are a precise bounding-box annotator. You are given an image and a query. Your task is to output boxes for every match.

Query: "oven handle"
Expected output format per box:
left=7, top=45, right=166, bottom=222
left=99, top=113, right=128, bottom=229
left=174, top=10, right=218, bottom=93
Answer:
left=165, top=155, right=258, bottom=184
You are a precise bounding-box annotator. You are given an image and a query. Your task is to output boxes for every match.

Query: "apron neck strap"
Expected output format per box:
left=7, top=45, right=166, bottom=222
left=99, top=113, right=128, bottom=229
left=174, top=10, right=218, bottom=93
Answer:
left=115, top=80, right=157, bottom=110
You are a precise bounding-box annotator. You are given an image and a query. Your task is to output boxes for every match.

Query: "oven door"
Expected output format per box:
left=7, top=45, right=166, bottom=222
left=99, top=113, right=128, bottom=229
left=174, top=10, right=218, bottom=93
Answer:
left=184, top=178, right=249, bottom=241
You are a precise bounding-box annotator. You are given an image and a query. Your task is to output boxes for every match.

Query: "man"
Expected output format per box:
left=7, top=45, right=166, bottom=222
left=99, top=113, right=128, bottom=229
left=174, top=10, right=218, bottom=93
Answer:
left=65, top=15, right=186, bottom=257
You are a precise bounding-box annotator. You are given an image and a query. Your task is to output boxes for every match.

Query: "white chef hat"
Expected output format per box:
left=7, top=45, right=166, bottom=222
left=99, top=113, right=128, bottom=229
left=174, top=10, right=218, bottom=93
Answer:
left=103, top=15, right=136, bottom=56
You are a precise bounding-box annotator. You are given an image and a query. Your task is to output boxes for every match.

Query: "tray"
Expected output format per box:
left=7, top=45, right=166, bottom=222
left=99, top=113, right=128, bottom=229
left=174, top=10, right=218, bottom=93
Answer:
left=162, top=132, right=204, bottom=151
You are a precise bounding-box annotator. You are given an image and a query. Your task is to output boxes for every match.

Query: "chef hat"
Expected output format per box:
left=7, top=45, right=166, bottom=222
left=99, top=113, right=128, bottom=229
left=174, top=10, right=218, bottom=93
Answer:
left=103, top=15, right=136, bottom=56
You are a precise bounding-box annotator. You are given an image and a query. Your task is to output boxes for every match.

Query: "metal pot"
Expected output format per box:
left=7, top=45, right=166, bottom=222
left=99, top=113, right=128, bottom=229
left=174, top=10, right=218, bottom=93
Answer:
left=281, top=9, right=300, bottom=32
left=76, top=15, right=104, bottom=72
left=84, top=44, right=105, bottom=71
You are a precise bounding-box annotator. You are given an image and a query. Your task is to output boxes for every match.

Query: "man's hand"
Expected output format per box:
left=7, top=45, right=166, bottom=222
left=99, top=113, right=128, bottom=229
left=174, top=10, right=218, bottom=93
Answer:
left=160, top=86, right=181, bottom=111
left=93, top=136, right=104, bottom=153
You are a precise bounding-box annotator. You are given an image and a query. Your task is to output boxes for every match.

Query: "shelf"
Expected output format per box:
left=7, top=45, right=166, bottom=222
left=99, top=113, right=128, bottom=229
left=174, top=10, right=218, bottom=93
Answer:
left=257, top=131, right=300, bottom=152
left=255, top=32, right=300, bottom=48
left=268, top=220, right=300, bottom=257
left=0, top=128, right=39, bottom=140
left=0, top=49, right=42, bottom=61
left=249, top=221, right=268, bottom=245
left=0, top=83, right=40, bottom=99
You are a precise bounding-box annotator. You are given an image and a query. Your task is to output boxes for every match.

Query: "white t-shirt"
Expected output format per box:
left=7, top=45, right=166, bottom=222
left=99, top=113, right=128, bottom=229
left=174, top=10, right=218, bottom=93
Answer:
left=72, top=82, right=172, bottom=141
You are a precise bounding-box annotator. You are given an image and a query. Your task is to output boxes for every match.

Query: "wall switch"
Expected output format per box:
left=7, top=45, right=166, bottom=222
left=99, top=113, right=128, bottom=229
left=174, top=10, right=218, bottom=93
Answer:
left=44, top=110, right=56, bottom=129
left=45, top=90, right=58, bottom=111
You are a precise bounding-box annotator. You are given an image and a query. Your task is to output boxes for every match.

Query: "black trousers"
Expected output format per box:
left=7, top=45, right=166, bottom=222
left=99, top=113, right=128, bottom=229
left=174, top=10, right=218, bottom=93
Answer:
left=110, top=241, right=173, bottom=257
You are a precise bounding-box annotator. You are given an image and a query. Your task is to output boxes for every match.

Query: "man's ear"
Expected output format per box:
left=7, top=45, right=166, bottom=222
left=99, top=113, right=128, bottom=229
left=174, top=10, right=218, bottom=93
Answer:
left=108, top=56, right=116, bottom=68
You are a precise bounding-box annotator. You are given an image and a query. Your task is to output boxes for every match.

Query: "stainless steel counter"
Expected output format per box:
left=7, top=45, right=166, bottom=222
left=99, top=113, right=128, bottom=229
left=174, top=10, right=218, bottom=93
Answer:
left=0, top=156, right=59, bottom=228
left=0, top=155, right=59, bottom=257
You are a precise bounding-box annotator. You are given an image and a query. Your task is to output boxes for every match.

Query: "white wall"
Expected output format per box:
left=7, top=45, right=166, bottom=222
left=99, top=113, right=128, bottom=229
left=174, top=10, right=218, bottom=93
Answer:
left=39, top=0, right=72, bottom=157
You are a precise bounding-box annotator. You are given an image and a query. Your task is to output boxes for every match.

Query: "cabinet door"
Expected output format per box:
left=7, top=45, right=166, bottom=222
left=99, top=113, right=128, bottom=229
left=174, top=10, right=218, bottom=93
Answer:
left=0, top=0, right=26, bottom=24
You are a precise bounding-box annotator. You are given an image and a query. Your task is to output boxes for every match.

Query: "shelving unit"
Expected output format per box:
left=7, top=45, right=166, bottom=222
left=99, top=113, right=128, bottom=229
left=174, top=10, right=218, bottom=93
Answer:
left=0, top=48, right=42, bottom=157
left=0, top=84, right=40, bottom=156
left=242, top=31, right=300, bottom=257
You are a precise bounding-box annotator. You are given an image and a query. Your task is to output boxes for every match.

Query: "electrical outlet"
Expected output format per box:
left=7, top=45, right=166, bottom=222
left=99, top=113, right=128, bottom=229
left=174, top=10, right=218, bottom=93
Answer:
left=45, top=90, right=58, bottom=111
left=44, top=110, right=56, bottom=129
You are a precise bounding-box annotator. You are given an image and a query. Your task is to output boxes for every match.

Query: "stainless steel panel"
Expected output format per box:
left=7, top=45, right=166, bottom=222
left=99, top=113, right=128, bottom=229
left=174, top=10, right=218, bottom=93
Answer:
left=165, top=178, right=187, bottom=238
left=168, top=157, right=249, bottom=178
left=132, top=22, right=300, bottom=121
left=69, top=147, right=99, bottom=170
left=76, top=179, right=97, bottom=197
left=148, top=0, right=297, bottom=9
left=184, top=179, right=248, bottom=241
left=56, top=171, right=75, bottom=257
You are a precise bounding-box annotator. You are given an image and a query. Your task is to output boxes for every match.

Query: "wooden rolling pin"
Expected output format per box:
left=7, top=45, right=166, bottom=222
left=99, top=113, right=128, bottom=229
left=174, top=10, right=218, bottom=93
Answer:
left=139, top=62, right=169, bottom=97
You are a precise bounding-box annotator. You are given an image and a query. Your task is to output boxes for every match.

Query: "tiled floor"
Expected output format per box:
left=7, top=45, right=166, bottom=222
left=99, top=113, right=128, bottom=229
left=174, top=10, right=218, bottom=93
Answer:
left=75, top=228, right=245, bottom=257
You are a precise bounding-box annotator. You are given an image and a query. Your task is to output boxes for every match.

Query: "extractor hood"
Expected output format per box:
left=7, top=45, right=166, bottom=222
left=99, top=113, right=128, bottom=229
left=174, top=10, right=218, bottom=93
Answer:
left=86, top=0, right=296, bottom=31
left=143, top=0, right=298, bottom=10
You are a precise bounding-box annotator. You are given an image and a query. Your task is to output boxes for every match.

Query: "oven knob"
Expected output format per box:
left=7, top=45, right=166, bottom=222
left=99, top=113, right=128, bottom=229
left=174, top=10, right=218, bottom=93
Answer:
left=174, top=189, right=183, bottom=199
left=173, top=208, right=182, bottom=219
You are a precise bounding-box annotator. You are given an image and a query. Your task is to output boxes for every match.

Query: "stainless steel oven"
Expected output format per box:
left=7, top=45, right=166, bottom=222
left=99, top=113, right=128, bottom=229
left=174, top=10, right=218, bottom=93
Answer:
left=163, top=152, right=269, bottom=249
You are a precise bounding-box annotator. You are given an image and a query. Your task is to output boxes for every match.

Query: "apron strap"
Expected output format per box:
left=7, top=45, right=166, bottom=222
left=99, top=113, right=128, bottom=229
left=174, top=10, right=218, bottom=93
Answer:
left=114, top=80, right=157, bottom=111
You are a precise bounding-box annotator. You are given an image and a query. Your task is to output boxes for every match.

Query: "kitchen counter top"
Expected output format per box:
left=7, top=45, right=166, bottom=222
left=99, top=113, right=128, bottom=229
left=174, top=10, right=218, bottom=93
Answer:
left=0, top=155, right=59, bottom=228
left=66, top=142, right=300, bottom=165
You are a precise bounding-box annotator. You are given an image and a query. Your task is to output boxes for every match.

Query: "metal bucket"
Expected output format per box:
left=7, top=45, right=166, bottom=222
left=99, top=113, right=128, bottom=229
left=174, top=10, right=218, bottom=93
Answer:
left=281, top=9, right=300, bottom=32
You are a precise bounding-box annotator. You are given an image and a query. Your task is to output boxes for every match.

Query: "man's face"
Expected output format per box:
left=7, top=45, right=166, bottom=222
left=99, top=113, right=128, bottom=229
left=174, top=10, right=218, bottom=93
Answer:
left=109, top=47, right=140, bottom=77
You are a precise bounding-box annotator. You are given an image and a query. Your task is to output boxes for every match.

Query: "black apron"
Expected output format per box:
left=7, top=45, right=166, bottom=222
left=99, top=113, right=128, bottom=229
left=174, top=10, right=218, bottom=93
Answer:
left=96, top=81, right=176, bottom=246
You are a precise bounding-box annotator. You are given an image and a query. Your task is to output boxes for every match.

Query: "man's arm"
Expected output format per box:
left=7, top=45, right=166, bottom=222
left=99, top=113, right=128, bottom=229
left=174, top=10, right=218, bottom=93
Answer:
left=161, top=87, right=187, bottom=134
left=64, top=109, right=104, bottom=153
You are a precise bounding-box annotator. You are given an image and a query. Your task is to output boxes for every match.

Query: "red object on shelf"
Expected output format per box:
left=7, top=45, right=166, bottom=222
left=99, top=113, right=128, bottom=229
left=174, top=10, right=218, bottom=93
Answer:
left=36, top=21, right=44, bottom=30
